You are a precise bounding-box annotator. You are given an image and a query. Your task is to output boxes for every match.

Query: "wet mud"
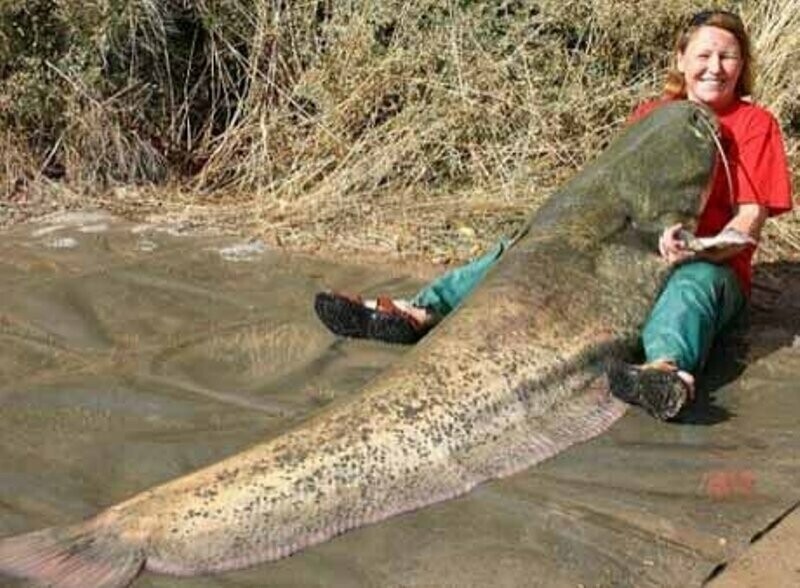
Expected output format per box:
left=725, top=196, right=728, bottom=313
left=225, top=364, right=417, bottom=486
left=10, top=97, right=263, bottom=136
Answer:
left=1, top=212, right=799, bottom=587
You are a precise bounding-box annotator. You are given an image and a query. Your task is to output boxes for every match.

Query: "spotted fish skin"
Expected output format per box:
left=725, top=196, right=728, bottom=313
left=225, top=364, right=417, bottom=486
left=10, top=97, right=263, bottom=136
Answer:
left=0, top=102, right=719, bottom=587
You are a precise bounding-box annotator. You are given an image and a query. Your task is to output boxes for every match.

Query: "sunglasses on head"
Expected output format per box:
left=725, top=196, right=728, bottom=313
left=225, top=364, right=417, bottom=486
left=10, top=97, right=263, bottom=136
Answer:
left=689, top=9, right=744, bottom=27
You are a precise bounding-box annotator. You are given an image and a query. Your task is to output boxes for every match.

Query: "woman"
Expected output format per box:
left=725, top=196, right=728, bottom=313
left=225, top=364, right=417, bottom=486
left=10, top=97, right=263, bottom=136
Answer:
left=315, top=10, right=793, bottom=420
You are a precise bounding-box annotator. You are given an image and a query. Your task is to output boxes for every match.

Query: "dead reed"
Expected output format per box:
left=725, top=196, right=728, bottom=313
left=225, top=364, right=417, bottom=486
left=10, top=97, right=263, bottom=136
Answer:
left=1, top=0, right=798, bottom=262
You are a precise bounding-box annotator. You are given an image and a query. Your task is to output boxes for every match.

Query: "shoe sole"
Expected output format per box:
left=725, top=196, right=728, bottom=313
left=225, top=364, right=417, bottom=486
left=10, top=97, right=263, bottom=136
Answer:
left=607, top=360, right=687, bottom=421
left=314, top=292, right=423, bottom=345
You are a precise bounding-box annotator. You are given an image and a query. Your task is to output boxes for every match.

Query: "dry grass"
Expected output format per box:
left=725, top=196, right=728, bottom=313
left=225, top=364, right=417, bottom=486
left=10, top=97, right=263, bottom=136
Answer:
left=1, top=0, right=798, bottom=264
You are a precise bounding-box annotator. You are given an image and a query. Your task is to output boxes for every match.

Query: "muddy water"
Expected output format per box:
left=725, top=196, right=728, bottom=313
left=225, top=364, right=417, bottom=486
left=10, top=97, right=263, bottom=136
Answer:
left=1, top=212, right=799, bottom=587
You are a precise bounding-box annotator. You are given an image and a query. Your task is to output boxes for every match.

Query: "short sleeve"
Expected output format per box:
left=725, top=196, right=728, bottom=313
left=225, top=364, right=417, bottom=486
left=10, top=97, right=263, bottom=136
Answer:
left=732, top=113, right=793, bottom=217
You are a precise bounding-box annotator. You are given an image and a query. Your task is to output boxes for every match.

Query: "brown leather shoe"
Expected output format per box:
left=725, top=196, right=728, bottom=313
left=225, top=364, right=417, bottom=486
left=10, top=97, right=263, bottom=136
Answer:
left=314, top=291, right=431, bottom=344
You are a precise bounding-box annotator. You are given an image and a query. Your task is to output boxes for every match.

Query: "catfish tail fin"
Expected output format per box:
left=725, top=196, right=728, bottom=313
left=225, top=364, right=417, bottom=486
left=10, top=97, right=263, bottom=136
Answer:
left=0, top=521, right=144, bottom=588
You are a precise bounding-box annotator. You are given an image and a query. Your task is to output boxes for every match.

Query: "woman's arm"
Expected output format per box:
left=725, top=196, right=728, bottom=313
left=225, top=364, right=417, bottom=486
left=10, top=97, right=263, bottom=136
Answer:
left=694, top=203, right=768, bottom=263
left=659, top=203, right=769, bottom=265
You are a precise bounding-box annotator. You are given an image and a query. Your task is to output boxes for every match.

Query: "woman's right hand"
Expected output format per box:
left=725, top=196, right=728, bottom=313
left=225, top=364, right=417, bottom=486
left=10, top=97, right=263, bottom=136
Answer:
left=658, top=223, right=694, bottom=265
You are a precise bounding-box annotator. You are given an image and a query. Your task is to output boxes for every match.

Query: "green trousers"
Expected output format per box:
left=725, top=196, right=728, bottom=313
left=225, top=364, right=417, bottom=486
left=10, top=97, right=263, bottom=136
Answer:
left=411, top=244, right=745, bottom=375
left=643, top=261, right=745, bottom=374
left=411, top=239, right=510, bottom=317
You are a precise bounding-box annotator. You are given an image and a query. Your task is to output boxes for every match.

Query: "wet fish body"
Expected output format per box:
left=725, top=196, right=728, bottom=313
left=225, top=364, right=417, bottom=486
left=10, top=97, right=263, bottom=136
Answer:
left=0, top=103, right=719, bottom=587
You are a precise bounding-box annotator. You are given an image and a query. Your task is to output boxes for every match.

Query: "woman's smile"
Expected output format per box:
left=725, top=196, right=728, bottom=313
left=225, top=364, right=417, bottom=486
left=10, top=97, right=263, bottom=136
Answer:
left=678, top=26, right=743, bottom=111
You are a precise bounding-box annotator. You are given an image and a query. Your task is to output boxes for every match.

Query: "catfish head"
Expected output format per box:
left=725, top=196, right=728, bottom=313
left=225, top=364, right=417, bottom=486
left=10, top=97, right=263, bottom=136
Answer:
left=520, top=101, right=720, bottom=251
left=617, top=101, right=720, bottom=236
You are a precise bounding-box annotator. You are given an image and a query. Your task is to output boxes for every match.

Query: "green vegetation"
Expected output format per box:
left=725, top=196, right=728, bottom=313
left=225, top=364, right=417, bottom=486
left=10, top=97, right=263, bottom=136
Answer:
left=1, top=0, right=798, bottom=260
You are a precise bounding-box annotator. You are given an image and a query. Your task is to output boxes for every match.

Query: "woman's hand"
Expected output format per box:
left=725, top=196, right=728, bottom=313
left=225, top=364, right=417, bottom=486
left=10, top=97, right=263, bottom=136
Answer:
left=683, top=204, right=767, bottom=264
left=658, top=223, right=695, bottom=265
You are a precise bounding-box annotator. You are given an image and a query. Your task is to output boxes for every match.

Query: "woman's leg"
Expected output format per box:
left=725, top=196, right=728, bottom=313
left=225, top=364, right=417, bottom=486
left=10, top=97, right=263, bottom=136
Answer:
left=315, top=238, right=510, bottom=344
left=609, top=260, right=745, bottom=420
left=642, top=260, right=745, bottom=375
left=411, top=238, right=510, bottom=318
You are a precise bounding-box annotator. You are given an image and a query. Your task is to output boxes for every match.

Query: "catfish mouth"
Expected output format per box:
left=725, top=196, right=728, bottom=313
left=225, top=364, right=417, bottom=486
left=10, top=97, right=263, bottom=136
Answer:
left=631, top=211, right=698, bottom=235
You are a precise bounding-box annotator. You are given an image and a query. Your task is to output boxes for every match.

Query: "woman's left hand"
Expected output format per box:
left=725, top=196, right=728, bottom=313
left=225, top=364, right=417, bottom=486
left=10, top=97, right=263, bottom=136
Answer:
left=658, top=223, right=695, bottom=265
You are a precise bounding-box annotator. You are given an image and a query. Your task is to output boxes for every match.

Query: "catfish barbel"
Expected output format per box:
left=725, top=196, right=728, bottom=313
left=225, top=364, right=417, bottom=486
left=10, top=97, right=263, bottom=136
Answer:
left=0, top=102, right=719, bottom=587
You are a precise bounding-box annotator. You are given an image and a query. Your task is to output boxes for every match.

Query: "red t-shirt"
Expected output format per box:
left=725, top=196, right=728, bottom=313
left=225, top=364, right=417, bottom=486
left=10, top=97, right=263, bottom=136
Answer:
left=630, top=98, right=793, bottom=295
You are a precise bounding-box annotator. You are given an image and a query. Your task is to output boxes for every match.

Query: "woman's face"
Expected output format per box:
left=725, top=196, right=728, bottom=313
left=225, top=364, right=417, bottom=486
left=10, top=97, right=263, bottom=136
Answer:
left=677, top=25, right=744, bottom=111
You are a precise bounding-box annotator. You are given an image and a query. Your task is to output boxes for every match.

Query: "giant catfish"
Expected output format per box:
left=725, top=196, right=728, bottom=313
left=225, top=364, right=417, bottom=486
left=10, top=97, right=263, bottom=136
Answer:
left=0, top=101, right=720, bottom=587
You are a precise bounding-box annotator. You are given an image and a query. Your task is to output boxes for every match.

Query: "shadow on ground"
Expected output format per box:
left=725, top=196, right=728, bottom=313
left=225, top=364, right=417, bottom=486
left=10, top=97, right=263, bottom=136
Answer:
left=681, top=261, right=800, bottom=425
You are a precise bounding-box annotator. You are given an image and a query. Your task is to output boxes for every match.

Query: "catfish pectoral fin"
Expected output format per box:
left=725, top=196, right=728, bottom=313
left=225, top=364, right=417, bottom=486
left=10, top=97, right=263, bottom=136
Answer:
left=0, top=521, right=144, bottom=588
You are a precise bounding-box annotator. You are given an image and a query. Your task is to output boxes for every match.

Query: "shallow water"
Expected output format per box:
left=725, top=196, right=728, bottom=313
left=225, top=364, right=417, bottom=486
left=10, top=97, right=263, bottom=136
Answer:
left=1, top=213, right=799, bottom=587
